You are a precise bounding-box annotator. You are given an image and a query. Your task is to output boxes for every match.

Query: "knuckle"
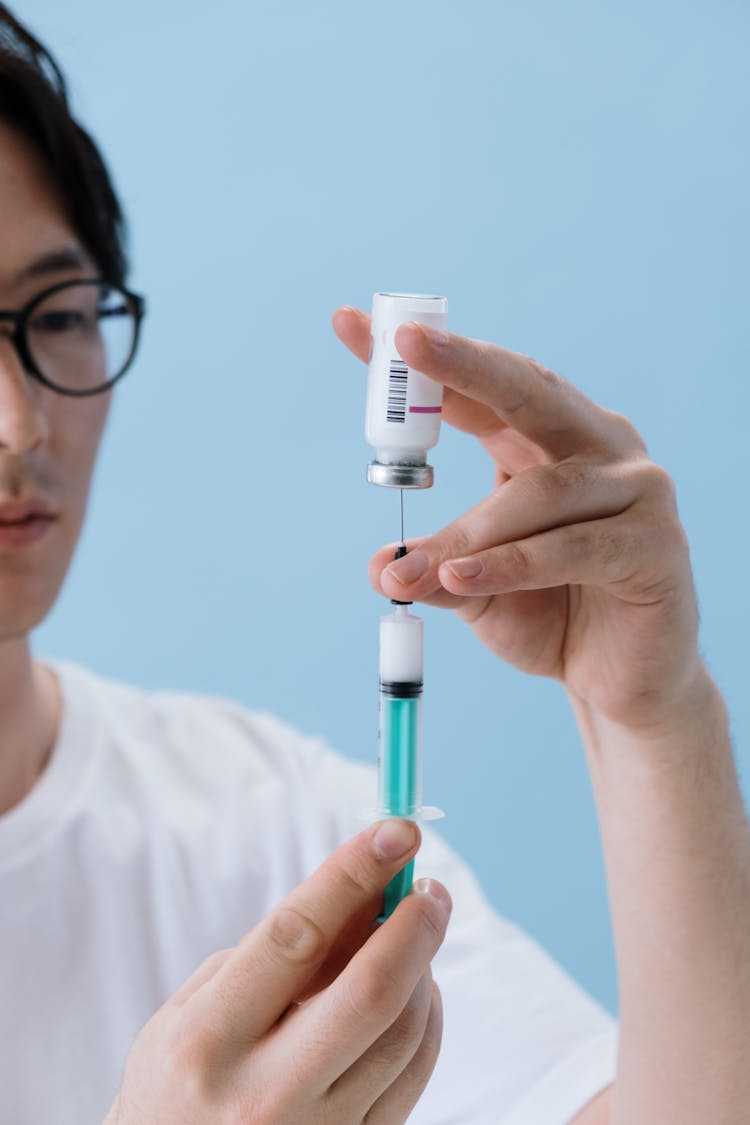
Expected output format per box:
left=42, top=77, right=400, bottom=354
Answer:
left=440, top=525, right=473, bottom=564
left=640, top=461, right=678, bottom=506
left=160, top=1020, right=215, bottom=1097
left=266, top=906, right=326, bottom=967
left=525, top=357, right=571, bottom=409
left=383, top=995, right=430, bottom=1062
left=347, top=962, right=401, bottom=1024
left=602, top=408, right=648, bottom=452
left=474, top=339, right=501, bottom=375
left=334, top=855, right=378, bottom=902
left=499, top=540, right=533, bottom=582
left=593, top=526, right=627, bottom=569
left=450, top=338, right=488, bottom=392
left=552, top=458, right=590, bottom=493
left=523, top=460, right=588, bottom=503
left=412, top=895, right=448, bottom=942
left=519, top=465, right=556, bottom=502
left=527, top=355, right=562, bottom=389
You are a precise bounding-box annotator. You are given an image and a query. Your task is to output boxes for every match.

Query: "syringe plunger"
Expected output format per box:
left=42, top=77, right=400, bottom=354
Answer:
left=380, top=603, right=423, bottom=686
left=379, top=606, right=424, bottom=819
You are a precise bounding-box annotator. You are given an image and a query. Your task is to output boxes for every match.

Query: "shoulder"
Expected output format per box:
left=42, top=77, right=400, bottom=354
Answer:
left=53, top=657, right=329, bottom=776
left=49, top=658, right=376, bottom=857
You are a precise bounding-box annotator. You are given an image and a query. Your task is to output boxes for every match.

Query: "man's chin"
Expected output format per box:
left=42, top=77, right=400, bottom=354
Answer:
left=0, top=574, right=71, bottom=640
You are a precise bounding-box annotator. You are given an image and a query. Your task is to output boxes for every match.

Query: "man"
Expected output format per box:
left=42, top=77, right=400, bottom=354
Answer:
left=1, top=7, right=748, bottom=1124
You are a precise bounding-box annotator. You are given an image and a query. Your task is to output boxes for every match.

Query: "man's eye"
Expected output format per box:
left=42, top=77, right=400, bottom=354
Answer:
left=31, top=310, right=85, bottom=332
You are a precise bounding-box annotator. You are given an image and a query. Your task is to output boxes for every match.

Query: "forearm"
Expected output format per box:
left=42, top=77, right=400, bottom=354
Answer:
left=569, top=668, right=750, bottom=1125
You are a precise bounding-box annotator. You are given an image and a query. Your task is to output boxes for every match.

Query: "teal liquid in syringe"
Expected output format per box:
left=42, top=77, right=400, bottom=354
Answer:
left=377, top=674, right=422, bottom=922
left=376, top=601, right=443, bottom=921
left=380, top=692, right=421, bottom=816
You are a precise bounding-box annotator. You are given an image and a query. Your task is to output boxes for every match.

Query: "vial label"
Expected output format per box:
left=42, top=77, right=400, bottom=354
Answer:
left=365, top=292, right=448, bottom=477
left=386, top=360, right=408, bottom=423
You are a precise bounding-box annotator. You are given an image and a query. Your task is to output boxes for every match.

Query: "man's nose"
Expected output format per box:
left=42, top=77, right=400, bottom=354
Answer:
left=0, top=336, right=49, bottom=455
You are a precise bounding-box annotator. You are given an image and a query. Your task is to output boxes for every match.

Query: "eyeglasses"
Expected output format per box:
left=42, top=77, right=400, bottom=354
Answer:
left=0, top=278, right=146, bottom=397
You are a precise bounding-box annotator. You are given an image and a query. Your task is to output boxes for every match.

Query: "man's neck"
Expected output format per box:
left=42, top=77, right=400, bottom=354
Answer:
left=0, top=636, right=61, bottom=817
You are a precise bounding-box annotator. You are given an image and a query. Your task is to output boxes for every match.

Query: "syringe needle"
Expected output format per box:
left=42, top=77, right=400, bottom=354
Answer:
left=393, top=495, right=409, bottom=590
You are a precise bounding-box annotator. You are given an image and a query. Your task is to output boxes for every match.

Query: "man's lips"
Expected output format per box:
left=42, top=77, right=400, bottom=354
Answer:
left=0, top=499, right=58, bottom=524
left=0, top=514, right=55, bottom=549
left=0, top=498, right=58, bottom=549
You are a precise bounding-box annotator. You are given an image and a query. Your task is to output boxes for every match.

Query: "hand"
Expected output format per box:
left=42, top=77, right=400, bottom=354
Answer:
left=333, top=306, right=704, bottom=733
left=103, top=820, right=450, bottom=1125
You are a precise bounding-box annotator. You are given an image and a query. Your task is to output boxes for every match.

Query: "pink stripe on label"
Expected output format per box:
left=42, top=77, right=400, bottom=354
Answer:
left=409, top=406, right=442, bottom=414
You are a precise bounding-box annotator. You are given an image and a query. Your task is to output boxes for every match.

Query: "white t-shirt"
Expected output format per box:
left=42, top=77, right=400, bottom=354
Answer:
left=0, top=659, right=618, bottom=1124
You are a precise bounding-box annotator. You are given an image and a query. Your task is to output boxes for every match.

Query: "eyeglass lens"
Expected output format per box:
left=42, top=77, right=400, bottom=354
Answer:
left=26, top=283, right=137, bottom=392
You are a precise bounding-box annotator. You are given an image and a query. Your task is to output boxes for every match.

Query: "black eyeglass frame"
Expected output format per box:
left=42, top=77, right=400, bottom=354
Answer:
left=0, top=277, right=147, bottom=397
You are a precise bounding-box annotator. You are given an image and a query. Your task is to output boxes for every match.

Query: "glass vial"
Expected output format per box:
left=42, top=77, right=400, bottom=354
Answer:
left=365, top=292, right=448, bottom=489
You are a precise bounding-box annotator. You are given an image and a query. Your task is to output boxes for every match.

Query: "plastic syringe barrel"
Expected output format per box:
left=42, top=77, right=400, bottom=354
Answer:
left=377, top=605, right=423, bottom=921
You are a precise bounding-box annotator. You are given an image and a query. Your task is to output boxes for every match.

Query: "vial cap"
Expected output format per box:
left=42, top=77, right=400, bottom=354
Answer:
left=367, top=461, right=434, bottom=489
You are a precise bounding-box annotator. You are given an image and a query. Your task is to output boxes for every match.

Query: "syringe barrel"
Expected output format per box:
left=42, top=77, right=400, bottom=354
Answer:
left=378, top=605, right=424, bottom=818
left=365, top=292, right=448, bottom=490
left=378, top=687, right=422, bottom=817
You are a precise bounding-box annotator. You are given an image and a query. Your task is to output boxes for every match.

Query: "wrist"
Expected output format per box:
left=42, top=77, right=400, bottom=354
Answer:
left=568, top=661, right=730, bottom=763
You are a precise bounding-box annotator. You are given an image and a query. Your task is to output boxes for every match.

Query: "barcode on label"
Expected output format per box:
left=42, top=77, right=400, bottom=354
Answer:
left=387, top=360, right=408, bottom=423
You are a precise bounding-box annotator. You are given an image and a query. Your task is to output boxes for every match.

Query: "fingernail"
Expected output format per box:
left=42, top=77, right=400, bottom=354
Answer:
left=446, top=557, right=483, bottom=580
left=385, top=548, right=428, bottom=585
left=373, top=819, right=418, bottom=860
left=413, top=879, right=452, bottom=915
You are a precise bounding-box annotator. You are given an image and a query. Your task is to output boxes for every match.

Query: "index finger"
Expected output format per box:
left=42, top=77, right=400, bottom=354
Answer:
left=331, top=305, right=548, bottom=471
left=394, top=322, right=633, bottom=460
left=188, top=819, right=420, bottom=1052
left=332, top=305, right=371, bottom=363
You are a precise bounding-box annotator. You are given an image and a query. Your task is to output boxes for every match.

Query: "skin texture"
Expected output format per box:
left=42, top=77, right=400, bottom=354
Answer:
left=332, top=307, right=750, bottom=1124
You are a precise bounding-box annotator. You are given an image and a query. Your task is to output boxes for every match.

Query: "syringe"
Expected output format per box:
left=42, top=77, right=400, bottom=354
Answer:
left=374, top=549, right=444, bottom=922
left=362, top=291, right=447, bottom=922
left=377, top=592, right=425, bottom=920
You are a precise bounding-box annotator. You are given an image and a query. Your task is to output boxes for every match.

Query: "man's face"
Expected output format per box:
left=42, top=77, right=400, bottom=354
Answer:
left=0, top=120, right=111, bottom=640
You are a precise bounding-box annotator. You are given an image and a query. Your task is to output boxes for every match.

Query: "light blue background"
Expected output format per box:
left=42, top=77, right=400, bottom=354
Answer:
left=23, top=0, right=749, bottom=1016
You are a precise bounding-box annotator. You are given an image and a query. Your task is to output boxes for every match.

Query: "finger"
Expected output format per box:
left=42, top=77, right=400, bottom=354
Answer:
left=332, top=305, right=371, bottom=363
left=442, top=387, right=551, bottom=475
left=374, top=460, right=642, bottom=606
left=369, top=537, right=467, bottom=613
left=290, top=879, right=451, bottom=1090
left=295, top=899, right=381, bottom=1003
left=365, top=981, right=444, bottom=1124
left=187, top=819, right=421, bottom=1051
left=328, top=970, right=433, bottom=1116
left=394, top=322, right=645, bottom=460
left=434, top=508, right=672, bottom=599
left=170, top=948, right=234, bottom=1007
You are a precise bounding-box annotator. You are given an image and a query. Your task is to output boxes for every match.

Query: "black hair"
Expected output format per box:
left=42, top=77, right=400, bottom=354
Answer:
left=0, top=4, right=128, bottom=286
